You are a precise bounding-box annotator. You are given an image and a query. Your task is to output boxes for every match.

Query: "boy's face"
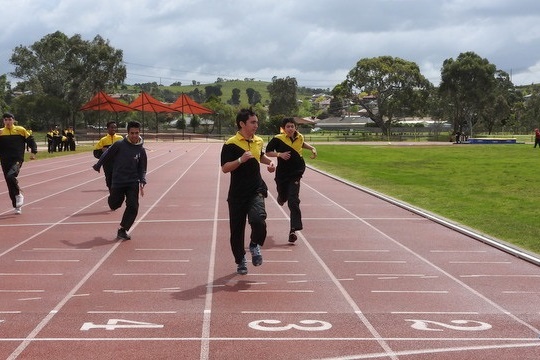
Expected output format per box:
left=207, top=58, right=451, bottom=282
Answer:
left=3, top=116, right=15, bottom=129
left=107, top=123, right=118, bottom=135
left=127, top=127, right=140, bottom=144
left=283, top=122, right=297, bottom=137
left=240, top=115, right=259, bottom=138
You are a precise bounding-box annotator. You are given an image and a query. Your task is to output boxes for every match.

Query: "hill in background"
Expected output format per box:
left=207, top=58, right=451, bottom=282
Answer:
left=126, top=79, right=331, bottom=105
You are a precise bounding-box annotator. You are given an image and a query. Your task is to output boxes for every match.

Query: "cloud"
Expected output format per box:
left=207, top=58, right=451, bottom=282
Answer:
left=2, top=0, right=540, bottom=88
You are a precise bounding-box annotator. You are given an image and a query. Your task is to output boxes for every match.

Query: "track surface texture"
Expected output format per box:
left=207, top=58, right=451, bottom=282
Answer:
left=1, top=141, right=539, bottom=359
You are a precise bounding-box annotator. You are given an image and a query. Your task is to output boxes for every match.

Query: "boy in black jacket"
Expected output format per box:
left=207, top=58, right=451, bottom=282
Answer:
left=93, top=121, right=147, bottom=240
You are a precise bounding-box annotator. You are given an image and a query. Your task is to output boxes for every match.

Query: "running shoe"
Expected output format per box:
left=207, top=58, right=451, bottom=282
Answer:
left=15, top=193, right=24, bottom=208
left=249, top=242, right=263, bottom=266
left=117, top=228, right=131, bottom=240
left=288, top=231, right=297, bottom=243
left=15, top=207, right=21, bottom=215
left=237, top=257, right=248, bottom=275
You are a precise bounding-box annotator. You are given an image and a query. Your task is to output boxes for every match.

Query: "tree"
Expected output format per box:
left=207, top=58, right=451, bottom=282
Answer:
left=0, top=74, right=10, bottom=112
left=205, top=85, right=222, bottom=100
left=9, top=31, right=126, bottom=129
left=229, top=88, right=241, bottom=105
left=190, top=114, right=200, bottom=132
left=439, top=51, right=498, bottom=137
left=339, top=56, right=432, bottom=135
left=246, top=87, right=262, bottom=105
left=267, top=76, right=298, bottom=117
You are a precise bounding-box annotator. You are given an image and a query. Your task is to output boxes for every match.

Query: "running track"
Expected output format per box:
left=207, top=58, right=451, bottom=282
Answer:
left=0, top=141, right=539, bottom=359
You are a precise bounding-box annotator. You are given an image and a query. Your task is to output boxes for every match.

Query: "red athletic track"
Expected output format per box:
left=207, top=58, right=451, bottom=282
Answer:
left=0, top=141, right=539, bottom=360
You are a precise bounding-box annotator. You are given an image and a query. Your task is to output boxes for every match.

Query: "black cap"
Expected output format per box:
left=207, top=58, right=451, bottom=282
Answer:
left=2, top=112, right=14, bottom=119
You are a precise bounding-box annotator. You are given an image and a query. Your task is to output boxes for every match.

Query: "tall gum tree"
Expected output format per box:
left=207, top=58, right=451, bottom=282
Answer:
left=338, top=56, right=432, bottom=135
left=439, top=51, right=499, bottom=137
left=9, top=31, right=126, bottom=128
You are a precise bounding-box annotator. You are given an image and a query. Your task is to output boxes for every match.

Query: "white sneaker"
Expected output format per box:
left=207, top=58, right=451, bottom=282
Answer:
left=15, top=193, right=24, bottom=208
left=15, top=207, right=21, bottom=214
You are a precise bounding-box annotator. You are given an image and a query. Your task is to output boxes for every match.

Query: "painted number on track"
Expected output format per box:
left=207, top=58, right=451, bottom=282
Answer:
left=80, top=319, right=164, bottom=331
left=248, top=319, right=332, bottom=332
left=406, top=319, right=492, bottom=332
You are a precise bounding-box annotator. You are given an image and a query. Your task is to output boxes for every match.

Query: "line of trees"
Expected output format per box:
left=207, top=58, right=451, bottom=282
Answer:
left=2, top=31, right=540, bottom=137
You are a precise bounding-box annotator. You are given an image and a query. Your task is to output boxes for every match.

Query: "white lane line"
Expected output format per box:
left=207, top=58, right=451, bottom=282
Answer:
left=246, top=273, right=306, bottom=276
left=87, top=311, right=177, bottom=314
left=239, top=290, right=314, bottom=293
left=356, top=274, right=436, bottom=277
left=113, top=273, right=186, bottom=276
left=242, top=311, right=328, bottom=314
left=502, top=291, right=540, bottom=294
left=460, top=274, right=540, bottom=278
left=372, top=290, right=448, bottom=294
left=391, top=311, right=479, bottom=314
left=0, top=273, right=62, bottom=276
left=15, top=260, right=80, bottom=262
left=26, top=248, right=92, bottom=251
left=430, top=250, right=487, bottom=253
left=200, top=148, right=221, bottom=360
left=0, top=290, right=44, bottom=293
left=18, top=298, right=42, bottom=301
left=1, top=336, right=538, bottom=342
left=103, top=289, right=181, bottom=293
left=127, top=260, right=189, bottom=263
left=334, top=249, right=390, bottom=252
left=135, top=248, right=193, bottom=251
left=345, top=260, right=406, bottom=263
left=0, top=311, right=22, bottom=314
left=449, top=261, right=511, bottom=264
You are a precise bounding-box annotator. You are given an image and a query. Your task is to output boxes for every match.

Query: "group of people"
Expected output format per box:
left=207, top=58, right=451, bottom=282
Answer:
left=2, top=109, right=315, bottom=276
left=220, top=109, right=317, bottom=275
left=47, top=125, right=76, bottom=153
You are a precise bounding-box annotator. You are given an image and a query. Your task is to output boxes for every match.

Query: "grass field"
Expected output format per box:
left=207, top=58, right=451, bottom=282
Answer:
left=305, top=143, right=540, bottom=255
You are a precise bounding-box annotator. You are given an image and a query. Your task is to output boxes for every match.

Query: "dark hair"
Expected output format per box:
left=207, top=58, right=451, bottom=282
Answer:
left=235, top=108, right=256, bottom=129
left=106, top=121, right=117, bottom=128
left=127, top=121, right=141, bottom=132
left=281, top=117, right=297, bottom=128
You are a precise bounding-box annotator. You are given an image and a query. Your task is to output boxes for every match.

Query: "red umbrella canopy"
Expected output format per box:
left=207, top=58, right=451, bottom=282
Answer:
left=129, top=91, right=175, bottom=113
left=170, top=93, right=213, bottom=114
left=80, top=91, right=134, bottom=112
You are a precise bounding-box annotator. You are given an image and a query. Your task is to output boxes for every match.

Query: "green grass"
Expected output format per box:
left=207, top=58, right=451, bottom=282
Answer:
left=305, top=143, right=540, bottom=255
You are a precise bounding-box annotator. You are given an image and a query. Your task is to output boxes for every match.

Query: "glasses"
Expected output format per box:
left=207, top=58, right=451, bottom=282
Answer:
left=3, top=117, right=14, bottom=120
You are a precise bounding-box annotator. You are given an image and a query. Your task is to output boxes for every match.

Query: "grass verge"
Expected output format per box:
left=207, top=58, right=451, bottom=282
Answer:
left=305, top=143, right=540, bottom=255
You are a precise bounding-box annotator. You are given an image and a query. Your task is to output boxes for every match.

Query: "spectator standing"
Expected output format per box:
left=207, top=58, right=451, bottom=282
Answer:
left=220, top=108, right=275, bottom=275
left=534, top=128, right=540, bottom=148
left=46, top=127, right=54, bottom=153
left=0, top=112, right=37, bottom=214
left=64, top=126, right=76, bottom=151
left=52, top=125, right=62, bottom=152
left=92, top=121, right=147, bottom=241
left=265, top=117, right=317, bottom=243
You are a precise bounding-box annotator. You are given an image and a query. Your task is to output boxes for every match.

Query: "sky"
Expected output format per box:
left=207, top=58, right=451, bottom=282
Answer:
left=2, top=0, right=540, bottom=89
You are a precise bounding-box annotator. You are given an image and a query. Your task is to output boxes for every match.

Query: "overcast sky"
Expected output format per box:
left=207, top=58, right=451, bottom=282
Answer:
left=2, top=0, right=540, bottom=89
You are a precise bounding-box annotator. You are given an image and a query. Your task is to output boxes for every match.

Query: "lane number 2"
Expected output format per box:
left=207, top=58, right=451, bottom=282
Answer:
left=406, top=319, right=492, bottom=332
